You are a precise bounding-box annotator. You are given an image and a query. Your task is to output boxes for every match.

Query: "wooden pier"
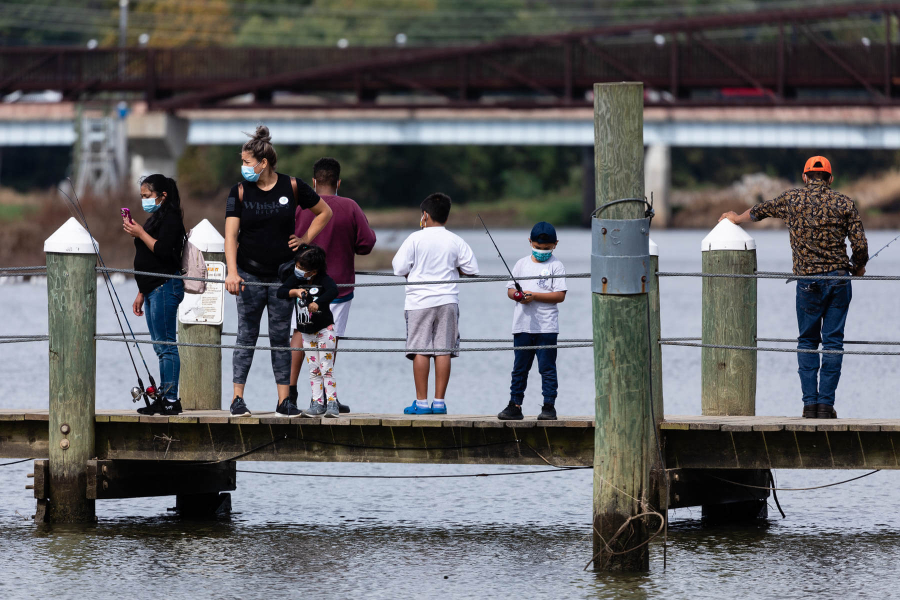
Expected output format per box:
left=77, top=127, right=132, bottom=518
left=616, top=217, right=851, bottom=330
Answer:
left=5, top=410, right=900, bottom=470
left=6, top=81, right=888, bottom=573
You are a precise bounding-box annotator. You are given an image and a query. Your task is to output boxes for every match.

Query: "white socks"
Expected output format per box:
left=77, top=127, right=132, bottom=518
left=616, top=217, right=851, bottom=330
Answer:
left=432, top=399, right=446, bottom=409
left=415, top=399, right=430, bottom=409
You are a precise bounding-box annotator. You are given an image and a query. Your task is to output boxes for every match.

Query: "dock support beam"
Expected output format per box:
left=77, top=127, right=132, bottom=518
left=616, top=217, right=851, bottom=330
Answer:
left=177, top=219, right=226, bottom=410
left=592, top=82, right=653, bottom=571
left=44, top=218, right=98, bottom=523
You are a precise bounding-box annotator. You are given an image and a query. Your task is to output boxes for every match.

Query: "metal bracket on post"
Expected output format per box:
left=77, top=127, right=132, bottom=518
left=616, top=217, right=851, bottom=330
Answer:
left=591, top=201, right=651, bottom=295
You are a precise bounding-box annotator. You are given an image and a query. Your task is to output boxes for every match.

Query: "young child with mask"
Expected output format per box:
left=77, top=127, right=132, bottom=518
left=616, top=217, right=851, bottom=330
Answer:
left=497, top=221, right=567, bottom=421
left=276, top=244, right=341, bottom=418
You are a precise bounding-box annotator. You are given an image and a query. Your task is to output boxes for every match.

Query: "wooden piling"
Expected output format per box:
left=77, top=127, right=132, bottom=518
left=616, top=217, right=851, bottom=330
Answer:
left=178, top=220, right=225, bottom=410
left=44, top=219, right=97, bottom=522
left=647, top=240, right=664, bottom=509
left=592, top=82, right=652, bottom=572
left=701, top=222, right=757, bottom=416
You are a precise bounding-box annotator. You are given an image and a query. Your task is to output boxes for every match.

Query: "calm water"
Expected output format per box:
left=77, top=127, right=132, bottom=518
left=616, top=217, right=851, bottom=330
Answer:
left=2, top=227, right=900, bottom=598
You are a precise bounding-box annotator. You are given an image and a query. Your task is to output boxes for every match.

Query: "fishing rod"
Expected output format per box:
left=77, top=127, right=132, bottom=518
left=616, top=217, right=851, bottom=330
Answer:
left=869, top=232, right=900, bottom=262
left=477, top=214, right=526, bottom=302
left=58, top=180, right=160, bottom=408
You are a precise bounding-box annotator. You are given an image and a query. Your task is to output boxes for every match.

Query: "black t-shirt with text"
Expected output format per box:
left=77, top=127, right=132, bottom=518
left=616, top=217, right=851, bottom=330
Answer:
left=225, top=173, right=319, bottom=276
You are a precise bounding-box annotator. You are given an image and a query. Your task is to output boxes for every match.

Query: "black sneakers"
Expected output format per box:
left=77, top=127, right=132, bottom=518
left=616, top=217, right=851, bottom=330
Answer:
left=498, top=402, right=524, bottom=420
left=338, top=400, right=351, bottom=414
left=538, top=404, right=557, bottom=421
left=275, top=398, right=302, bottom=418
left=136, top=398, right=183, bottom=416
left=230, top=396, right=251, bottom=416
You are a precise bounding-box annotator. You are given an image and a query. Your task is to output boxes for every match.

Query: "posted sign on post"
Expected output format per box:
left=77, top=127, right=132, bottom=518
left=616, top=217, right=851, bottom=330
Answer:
left=178, top=261, right=225, bottom=326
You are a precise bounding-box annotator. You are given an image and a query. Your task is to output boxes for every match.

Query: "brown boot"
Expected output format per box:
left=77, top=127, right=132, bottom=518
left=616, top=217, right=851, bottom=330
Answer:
left=802, top=404, right=817, bottom=418
left=816, top=403, right=837, bottom=419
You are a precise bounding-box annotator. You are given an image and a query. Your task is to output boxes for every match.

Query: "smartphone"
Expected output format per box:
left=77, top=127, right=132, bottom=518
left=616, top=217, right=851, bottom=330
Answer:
left=121, top=208, right=133, bottom=223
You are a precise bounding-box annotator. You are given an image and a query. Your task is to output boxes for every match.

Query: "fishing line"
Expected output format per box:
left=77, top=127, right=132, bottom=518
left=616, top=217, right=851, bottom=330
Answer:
left=58, top=180, right=158, bottom=401
left=477, top=214, right=525, bottom=300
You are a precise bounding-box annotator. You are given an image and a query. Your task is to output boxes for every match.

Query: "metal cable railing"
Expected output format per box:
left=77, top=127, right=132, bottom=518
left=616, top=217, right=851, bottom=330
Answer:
left=95, top=266, right=584, bottom=288
left=94, top=335, right=591, bottom=353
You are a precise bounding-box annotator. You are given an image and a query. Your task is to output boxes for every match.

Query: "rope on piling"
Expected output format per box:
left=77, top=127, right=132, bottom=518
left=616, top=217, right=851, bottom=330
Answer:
left=0, top=458, right=33, bottom=467
left=93, top=335, right=592, bottom=352
left=95, top=266, right=584, bottom=288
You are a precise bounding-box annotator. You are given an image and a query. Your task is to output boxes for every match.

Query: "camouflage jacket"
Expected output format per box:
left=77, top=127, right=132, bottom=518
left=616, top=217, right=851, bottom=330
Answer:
left=750, top=180, right=868, bottom=276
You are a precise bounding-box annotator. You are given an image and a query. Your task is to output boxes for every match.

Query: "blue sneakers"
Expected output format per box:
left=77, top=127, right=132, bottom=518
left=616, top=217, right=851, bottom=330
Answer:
left=404, top=400, right=433, bottom=415
left=430, top=400, right=447, bottom=415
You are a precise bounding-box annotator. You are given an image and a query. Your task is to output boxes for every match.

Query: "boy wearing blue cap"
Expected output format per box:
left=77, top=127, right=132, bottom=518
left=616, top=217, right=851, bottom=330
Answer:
left=498, top=222, right=567, bottom=421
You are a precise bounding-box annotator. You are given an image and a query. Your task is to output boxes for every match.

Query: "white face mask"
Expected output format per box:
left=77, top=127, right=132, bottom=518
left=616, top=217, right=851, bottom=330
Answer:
left=294, top=267, right=306, bottom=279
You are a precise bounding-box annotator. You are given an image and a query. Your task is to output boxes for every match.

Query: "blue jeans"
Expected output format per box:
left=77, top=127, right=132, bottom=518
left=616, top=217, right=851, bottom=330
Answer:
left=509, top=332, right=558, bottom=406
left=145, top=278, right=185, bottom=400
left=796, top=271, right=852, bottom=407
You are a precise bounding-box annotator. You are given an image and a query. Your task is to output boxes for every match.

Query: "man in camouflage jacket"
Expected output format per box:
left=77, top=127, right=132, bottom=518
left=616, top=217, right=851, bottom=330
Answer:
left=720, top=156, right=868, bottom=420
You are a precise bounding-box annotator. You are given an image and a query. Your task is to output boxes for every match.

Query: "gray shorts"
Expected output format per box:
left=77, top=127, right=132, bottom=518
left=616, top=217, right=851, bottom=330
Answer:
left=405, top=303, right=460, bottom=360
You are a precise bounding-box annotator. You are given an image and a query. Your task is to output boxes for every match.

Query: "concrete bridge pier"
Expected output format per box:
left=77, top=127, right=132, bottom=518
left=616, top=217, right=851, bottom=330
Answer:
left=126, top=112, right=189, bottom=190
left=644, top=143, right=670, bottom=228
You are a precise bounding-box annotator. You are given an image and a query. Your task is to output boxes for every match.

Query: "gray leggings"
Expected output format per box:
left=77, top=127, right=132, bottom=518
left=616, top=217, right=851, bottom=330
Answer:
left=233, top=266, right=293, bottom=386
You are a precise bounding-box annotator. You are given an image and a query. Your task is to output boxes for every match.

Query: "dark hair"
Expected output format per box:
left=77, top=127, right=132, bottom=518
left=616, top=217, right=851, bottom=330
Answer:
left=420, top=193, right=452, bottom=224
left=140, top=174, right=184, bottom=233
left=313, top=157, right=341, bottom=188
left=806, top=171, right=830, bottom=181
left=242, top=125, right=277, bottom=168
left=293, top=244, right=327, bottom=275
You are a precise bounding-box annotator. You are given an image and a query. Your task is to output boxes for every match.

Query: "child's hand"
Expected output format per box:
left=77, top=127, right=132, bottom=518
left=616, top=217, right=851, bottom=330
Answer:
left=520, top=292, right=535, bottom=304
left=308, top=302, right=319, bottom=313
left=291, top=289, right=308, bottom=299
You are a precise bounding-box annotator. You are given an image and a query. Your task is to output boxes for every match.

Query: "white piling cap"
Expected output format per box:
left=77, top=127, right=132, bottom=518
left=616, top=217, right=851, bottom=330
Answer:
left=189, top=219, right=225, bottom=253
left=44, top=217, right=97, bottom=254
left=649, top=237, right=659, bottom=257
left=701, top=219, right=756, bottom=252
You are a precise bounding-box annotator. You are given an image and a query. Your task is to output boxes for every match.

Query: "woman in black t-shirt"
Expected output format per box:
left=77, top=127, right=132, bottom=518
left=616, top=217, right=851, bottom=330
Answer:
left=123, top=174, right=187, bottom=416
left=224, top=125, right=333, bottom=417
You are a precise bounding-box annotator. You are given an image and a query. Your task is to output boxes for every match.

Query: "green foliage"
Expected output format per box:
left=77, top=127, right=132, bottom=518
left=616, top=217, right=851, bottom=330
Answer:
left=178, top=144, right=583, bottom=208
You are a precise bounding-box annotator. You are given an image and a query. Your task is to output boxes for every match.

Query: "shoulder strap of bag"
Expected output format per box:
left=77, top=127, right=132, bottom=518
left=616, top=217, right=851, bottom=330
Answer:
left=290, top=177, right=299, bottom=205
left=238, top=183, right=243, bottom=202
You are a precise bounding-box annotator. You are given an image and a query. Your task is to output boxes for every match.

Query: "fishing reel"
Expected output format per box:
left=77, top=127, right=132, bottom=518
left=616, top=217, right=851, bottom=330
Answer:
left=512, top=289, right=525, bottom=302
left=130, top=384, right=160, bottom=408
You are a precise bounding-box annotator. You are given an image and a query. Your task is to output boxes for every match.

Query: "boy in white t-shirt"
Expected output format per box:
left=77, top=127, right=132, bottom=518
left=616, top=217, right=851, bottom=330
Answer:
left=497, top=222, right=567, bottom=421
left=392, top=193, right=479, bottom=415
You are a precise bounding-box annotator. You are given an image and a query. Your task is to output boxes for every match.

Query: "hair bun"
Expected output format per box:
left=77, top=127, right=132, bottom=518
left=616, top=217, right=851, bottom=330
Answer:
left=254, top=125, right=271, bottom=144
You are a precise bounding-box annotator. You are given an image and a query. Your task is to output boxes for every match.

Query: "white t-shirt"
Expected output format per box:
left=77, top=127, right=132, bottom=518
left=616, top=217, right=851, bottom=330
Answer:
left=392, top=227, right=480, bottom=310
left=507, top=255, right=567, bottom=334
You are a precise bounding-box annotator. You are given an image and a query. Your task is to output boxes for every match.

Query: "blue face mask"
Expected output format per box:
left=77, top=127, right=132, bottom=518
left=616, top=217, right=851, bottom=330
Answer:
left=141, top=197, right=160, bottom=213
left=294, top=267, right=306, bottom=279
left=241, top=162, right=262, bottom=182
left=532, top=248, right=552, bottom=262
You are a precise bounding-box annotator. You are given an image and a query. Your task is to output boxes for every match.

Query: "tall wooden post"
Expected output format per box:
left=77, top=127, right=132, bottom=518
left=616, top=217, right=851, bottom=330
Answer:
left=647, top=238, right=664, bottom=508
left=44, top=218, right=97, bottom=522
left=592, top=82, right=652, bottom=572
left=699, top=220, right=766, bottom=521
left=701, top=221, right=757, bottom=416
left=178, top=219, right=225, bottom=410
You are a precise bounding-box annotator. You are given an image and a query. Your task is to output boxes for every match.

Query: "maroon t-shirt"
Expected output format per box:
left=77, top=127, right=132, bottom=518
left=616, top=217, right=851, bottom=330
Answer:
left=294, top=195, right=377, bottom=298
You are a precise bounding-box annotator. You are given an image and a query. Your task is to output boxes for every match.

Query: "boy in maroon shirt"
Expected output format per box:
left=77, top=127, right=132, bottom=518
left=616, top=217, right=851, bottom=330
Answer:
left=288, top=158, right=377, bottom=412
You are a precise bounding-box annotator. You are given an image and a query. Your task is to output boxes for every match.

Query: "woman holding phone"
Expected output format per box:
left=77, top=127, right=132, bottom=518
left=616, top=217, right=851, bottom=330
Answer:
left=123, top=174, right=187, bottom=415
left=224, top=125, right=333, bottom=417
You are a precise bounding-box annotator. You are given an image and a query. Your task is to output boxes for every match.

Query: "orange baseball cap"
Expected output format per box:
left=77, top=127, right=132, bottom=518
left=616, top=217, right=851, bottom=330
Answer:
left=803, top=156, right=832, bottom=175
